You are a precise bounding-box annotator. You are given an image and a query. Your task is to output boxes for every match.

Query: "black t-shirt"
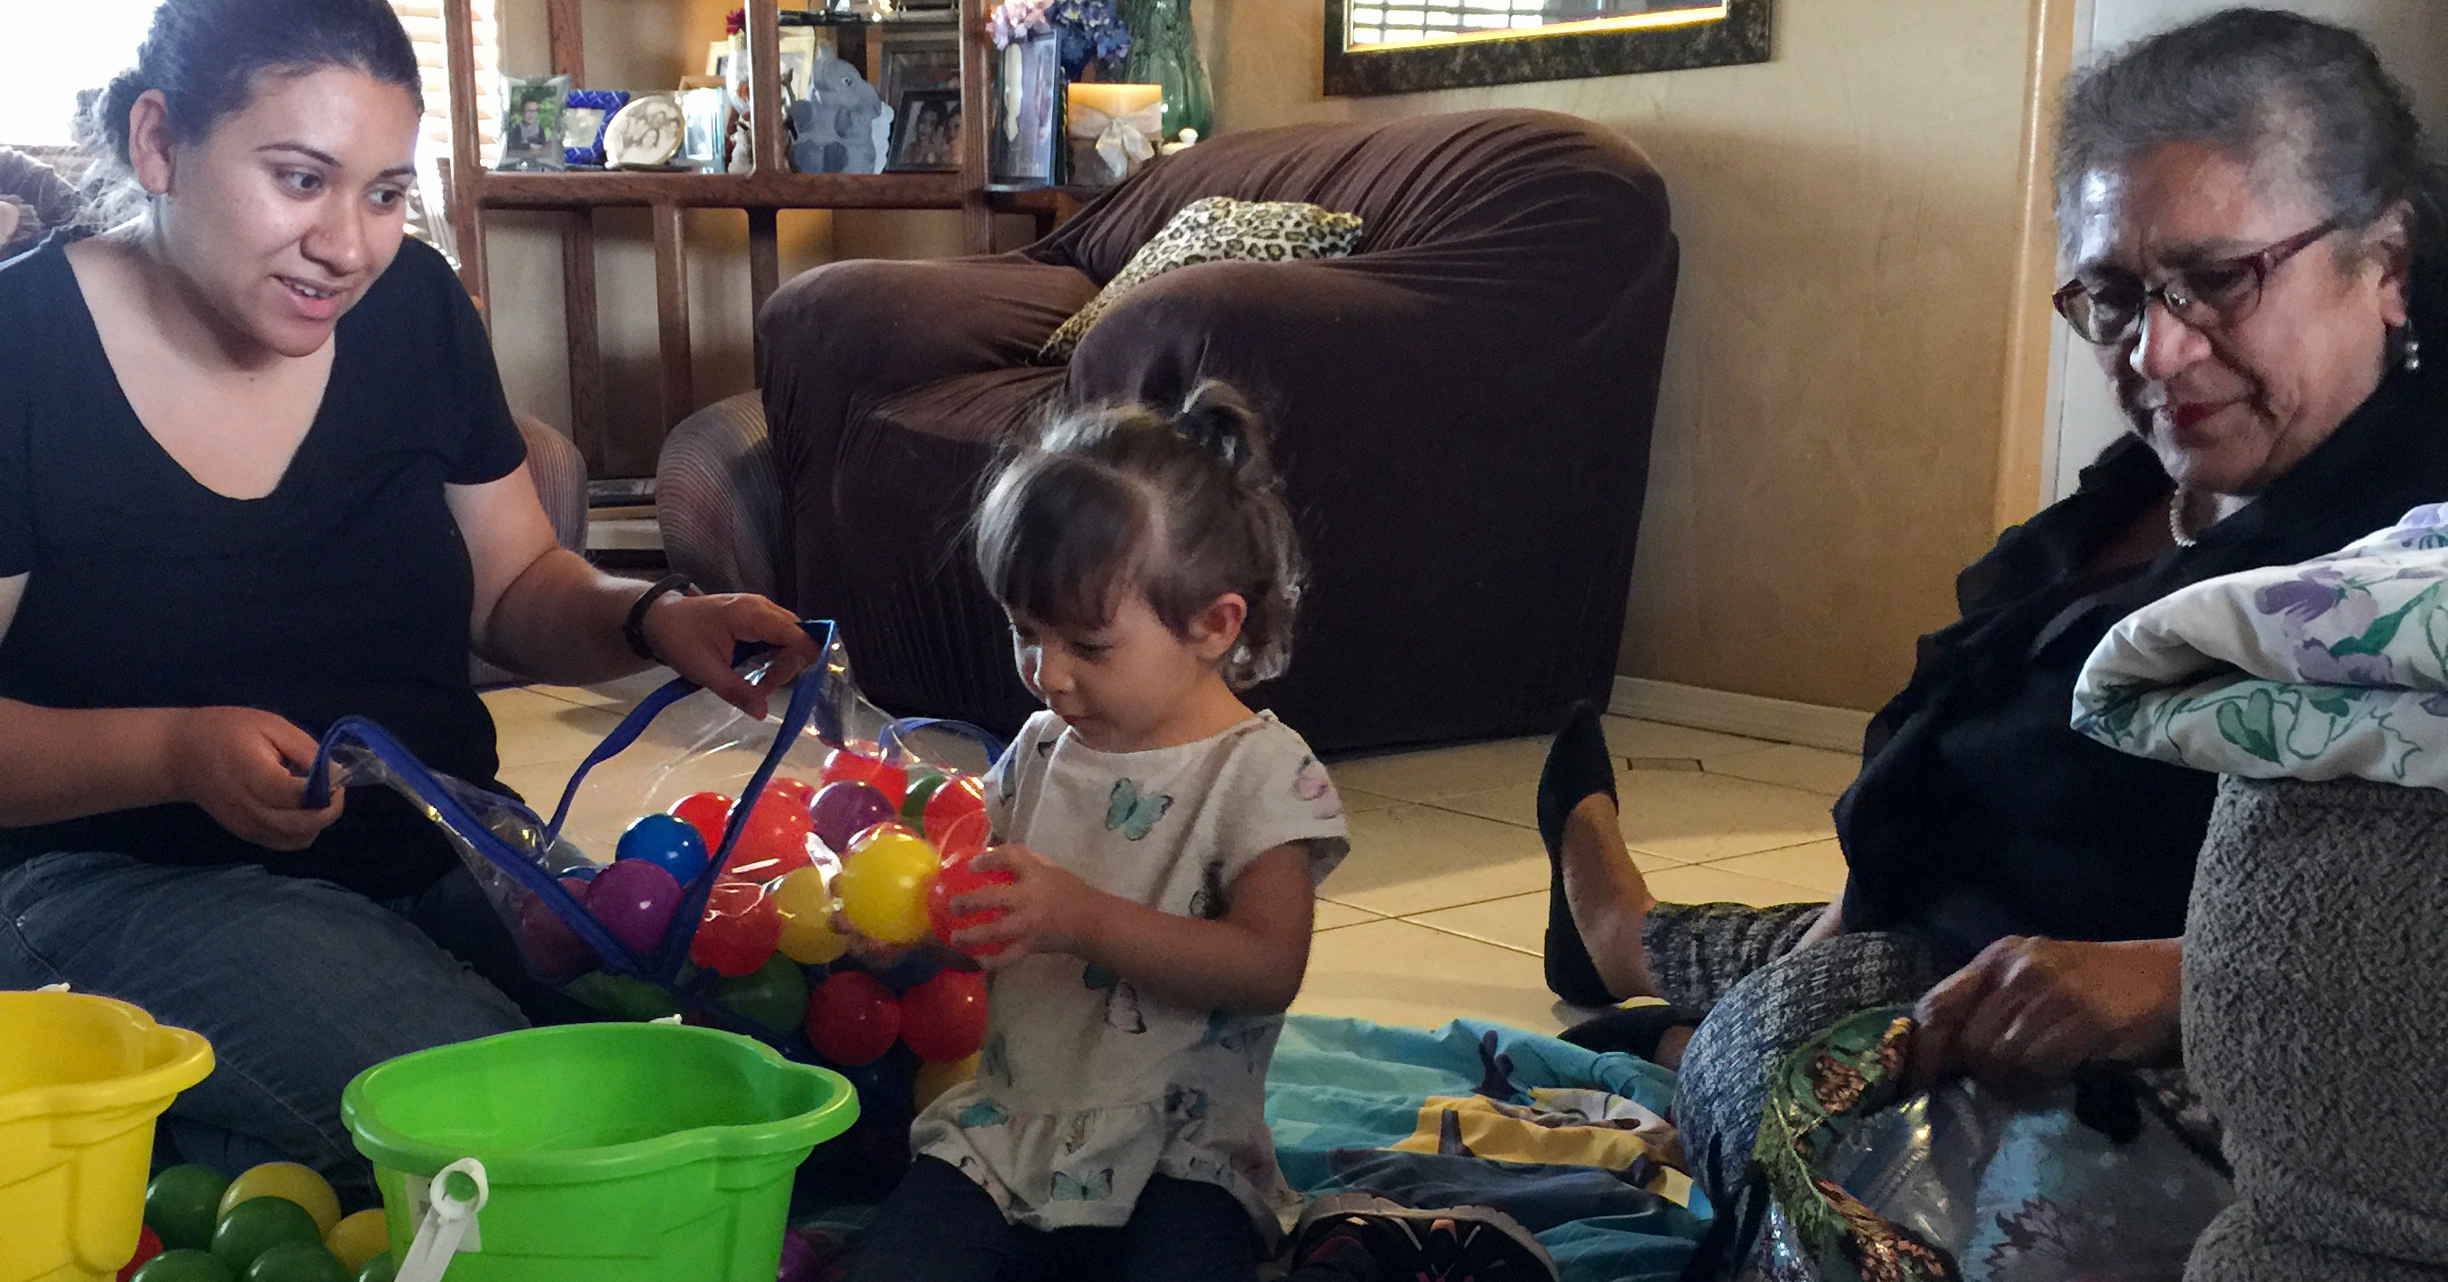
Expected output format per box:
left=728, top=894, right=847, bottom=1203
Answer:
left=0, top=233, right=526, bottom=899
left=1837, top=362, right=2448, bottom=964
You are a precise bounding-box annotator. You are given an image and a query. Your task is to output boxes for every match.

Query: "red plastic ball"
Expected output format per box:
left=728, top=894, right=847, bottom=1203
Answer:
left=760, top=776, right=818, bottom=815
left=899, top=969, right=989, bottom=1063
left=921, top=775, right=987, bottom=846
left=118, top=1225, right=163, bottom=1281
left=689, top=880, right=783, bottom=977
left=722, top=796, right=816, bottom=883
left=803, top=971, right=902, bottom=1067
left=821, top=741, right=909, bottom=809
left=932, top=809, right=991, bottom=861
left=928, top=846, right=1013, bottom=956
left=668, top=791, right=734, bottom=854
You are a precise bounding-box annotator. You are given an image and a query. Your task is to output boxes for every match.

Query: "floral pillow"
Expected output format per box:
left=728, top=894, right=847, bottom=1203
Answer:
left=1037, top=196, right=1364, bottom=363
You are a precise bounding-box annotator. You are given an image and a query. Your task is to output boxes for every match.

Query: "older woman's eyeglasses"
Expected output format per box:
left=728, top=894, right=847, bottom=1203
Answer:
left=2053, top=218, right=2342, bottom=346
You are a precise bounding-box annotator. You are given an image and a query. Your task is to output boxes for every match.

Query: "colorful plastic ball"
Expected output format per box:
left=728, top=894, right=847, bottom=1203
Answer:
left=899, top=769, right=948, bottom=828
left=776, top=1228, right=823, bottom=1282
left=242, top=1242, right=349, bottom=1282
left=211, top=1197, right=320, bottom=1275
left=837, top=824, right=940, bottom=945
left=921, top=775, right=987, bottom=846
left=710, top=952, right=811, bottom=1035
left=900, top=969, right=989, bottom=1064
left=808, top=781, right=895, bottom=856
left=614, top=813, right=710, bottom=885
left=131, top=1251, right=235, bottom=1282
left=565, top=971, right=682, bottom=1022
left=689, top=879, right=782, bottom=977
left=771, top=866, right=848, bottom=964
left=932, top=808, right=991, bottom=861
left=146, top=1164, right=233, bottom=1252
left=515, top=875, right=599, bottom=982
left=218, top=1165, right=340, bottom=1239
left=804, top=971, right=902, bottom=1066
left=354, top=1254, right=395, bottom=1282
left=120, top=1225, right=164, bottom=1281
left=928, top=846, right=1013, bottom=956
left=722, top=795, right=816, bottom=882
left=668, top=791, right=735, bottom=853
left=760, top=776, right=818, bottom=814
left=821, top=742, right=908, bottom=808
left=321, top=1210, right=387, bottom=1275
left=912, top=1052, right=979, bottom=1113
left=585, top=858, right=685, bottom=959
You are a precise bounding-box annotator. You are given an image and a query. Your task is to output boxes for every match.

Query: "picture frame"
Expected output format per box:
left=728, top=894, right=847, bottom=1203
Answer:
left=989, top=31, right=1059, bottom=186
left=496, top=74, right=570, bottom=172
left=885, top=88, right=962, bottom=172
left=561, top=89, right=630, bottom=168
left=604, top=93, right=687, bottom=170
left=880, top=36, right=961, bottom=108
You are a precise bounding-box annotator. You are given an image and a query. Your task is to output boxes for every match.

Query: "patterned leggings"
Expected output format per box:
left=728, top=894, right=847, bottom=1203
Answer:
left=1641, top=902, right=1943, bottom=1211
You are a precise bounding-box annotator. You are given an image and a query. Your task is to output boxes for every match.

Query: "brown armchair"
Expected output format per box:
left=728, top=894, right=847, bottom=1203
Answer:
left=746, top=108, right=1677, bottom=753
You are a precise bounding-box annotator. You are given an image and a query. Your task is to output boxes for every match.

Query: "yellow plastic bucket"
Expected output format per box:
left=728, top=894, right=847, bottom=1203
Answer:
left=0, top=991, right=214, bottom=1282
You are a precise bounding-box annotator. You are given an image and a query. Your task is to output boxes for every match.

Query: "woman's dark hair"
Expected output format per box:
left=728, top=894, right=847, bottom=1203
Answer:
left=74, top=0, right=422, bottom=223
left=975, top=383, right=1306, bottom=689
left=2055, top=8, right=2447, bottom=301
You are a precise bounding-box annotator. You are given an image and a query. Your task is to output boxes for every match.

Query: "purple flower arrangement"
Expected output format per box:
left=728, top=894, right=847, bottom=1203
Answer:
left=992, top=0, right=1131, bottom=79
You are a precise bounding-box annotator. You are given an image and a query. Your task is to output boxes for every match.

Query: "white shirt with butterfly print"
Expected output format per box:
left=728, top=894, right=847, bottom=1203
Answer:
left=909, top=710, right=1349, bottom=1241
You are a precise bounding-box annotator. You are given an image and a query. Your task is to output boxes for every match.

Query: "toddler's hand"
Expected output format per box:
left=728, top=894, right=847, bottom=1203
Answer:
left=948, top=844, right=1102, bottom=967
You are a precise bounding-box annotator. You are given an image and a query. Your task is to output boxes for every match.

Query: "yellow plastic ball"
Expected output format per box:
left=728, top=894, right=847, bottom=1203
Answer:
left=912, top=1053, right=979, bottom=1113
left=836, top=824, right=939, bottom=944
left=772, top=866, right=848, bottom=964
left=325, top=1208, right=391, bottom=1273
left=218, top=1161, right=342, bottom=1238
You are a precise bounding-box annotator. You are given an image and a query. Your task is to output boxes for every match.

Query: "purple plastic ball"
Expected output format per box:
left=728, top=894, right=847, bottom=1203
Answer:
left=585, top=858, right=684, bottom=959
left=808, top=781, right=895, bottom=855
left=776, top=1228, right=822, bottom=1282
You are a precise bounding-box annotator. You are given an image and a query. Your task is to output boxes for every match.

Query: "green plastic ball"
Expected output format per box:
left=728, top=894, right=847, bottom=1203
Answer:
left=146, top=1165, right=234, bottom=1252
left=711, top=951, right=810, bottom=1033
left=211, top=1197, right=320, bottom=1274
left=899, top=770, right=948, bottom=826
left=131, top=1249, right=237, bottom=1282
left=565, top=970, right=682, bottom=1021
left=242, top=1241, right=351, bottom=1282
left=355, top=1252, right=397, bottom=1282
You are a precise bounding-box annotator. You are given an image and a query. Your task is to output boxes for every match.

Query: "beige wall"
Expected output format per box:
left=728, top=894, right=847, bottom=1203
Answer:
left=485, top=0, right=2044, bottom=712
left=1203, top=1, right=2040, bottom=712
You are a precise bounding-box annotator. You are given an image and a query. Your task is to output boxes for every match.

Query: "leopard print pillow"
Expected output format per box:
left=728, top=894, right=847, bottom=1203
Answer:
left=1037, top=196, right=1365, bottom=362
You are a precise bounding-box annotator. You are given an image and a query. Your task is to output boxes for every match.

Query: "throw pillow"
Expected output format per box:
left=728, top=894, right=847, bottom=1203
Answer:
left=1037, top=196, right=1365, bottom=362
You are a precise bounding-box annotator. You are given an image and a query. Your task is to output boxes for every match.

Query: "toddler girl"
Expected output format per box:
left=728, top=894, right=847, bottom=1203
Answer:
left=848, top=385, right=1349, bottom=1282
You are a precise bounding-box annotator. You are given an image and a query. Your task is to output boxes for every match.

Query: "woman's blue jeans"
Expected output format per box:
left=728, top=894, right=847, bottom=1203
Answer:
left=0, top=852, right=552, bottom=1208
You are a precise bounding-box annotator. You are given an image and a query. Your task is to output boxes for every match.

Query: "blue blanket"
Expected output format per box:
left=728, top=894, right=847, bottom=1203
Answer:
left=1268, top=1015, right=1712, bottom=1282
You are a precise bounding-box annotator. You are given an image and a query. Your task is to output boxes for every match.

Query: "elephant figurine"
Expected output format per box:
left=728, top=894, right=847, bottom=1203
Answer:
left=788, top=51, right=890, bottom=175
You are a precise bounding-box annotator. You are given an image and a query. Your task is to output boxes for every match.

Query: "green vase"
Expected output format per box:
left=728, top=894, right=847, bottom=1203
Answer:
left=1121, top=0, right=1212, bottom=143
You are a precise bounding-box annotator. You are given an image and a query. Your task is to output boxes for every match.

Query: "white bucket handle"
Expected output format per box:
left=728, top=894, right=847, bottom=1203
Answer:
left=395, top=1158, right=487, bottom=1282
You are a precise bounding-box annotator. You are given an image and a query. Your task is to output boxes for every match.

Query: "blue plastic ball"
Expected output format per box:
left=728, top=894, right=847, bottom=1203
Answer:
left=614, top=813, right=710, bottom=883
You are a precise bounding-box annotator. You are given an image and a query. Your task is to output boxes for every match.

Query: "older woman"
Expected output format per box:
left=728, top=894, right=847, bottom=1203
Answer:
left=1537, top=7, right=2448, bottom=1222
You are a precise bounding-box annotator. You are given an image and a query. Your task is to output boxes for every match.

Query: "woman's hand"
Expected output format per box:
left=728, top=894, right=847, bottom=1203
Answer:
left=948, top=844, right=1112, bottom=967
left=164, top=707, right=344, bottom=851
left=638, top=592, right=824, bottom=719
left=1909, top=936, right=2182, bottom=1094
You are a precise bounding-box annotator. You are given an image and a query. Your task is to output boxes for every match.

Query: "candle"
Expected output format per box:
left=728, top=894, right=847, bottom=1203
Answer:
left=1066, top=82, right=1164, bottom=120
left=1066, top=83, right=1165, bottom=187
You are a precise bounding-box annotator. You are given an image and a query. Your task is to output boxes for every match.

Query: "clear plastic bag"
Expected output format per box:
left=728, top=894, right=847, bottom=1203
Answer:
left=1742, top=1008, right=2232, bottom=1282
left=305, top=621, right=1003, bottom=1056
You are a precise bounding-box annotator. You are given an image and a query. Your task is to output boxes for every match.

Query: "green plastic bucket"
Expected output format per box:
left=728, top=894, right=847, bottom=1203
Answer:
left=342, top=1023, right=857, bottom=1281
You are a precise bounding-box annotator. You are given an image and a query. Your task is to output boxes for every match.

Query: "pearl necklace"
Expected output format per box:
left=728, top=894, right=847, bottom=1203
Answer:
left=2168, top=487, right=2198, bottom=549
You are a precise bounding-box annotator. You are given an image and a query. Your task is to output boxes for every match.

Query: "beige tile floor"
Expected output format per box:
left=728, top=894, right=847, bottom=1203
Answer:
left=484, top=684, right=1852, bottom=1038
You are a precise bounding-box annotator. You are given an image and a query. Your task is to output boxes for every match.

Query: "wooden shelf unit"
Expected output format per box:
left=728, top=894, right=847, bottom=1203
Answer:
left=437, top=0, right=995, bottom=476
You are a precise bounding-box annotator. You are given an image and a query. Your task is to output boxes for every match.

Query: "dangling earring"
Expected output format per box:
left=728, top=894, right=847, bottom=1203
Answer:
left=2401, top=323, right=2423, bottom=374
